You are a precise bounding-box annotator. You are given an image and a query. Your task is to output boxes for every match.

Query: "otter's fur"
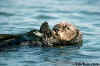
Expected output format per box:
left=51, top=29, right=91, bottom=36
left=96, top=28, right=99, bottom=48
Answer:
left=52, top=22, right=82, bottom=46
left=0, top=21, right=82, bottom=49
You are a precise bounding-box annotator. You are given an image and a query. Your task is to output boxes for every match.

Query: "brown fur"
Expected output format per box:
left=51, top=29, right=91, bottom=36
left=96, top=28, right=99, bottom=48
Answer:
left=52, top=22, right=82, bottom=45
left=0, top=21, right=82, bottom=49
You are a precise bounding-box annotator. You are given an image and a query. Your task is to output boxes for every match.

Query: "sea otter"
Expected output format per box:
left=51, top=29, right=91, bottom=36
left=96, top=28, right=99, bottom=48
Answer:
left=39, top=22, right=82, bottom=47
left=0, top=21, right=82, bottom=50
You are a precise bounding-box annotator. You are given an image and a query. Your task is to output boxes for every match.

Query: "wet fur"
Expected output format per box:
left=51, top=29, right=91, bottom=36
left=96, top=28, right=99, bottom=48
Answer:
left=0, top=22, right=82, bottom=50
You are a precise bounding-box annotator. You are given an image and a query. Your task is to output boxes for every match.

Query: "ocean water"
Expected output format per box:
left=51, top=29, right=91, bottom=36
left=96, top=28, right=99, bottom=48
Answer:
left=0, top=0, right=100, bottom=66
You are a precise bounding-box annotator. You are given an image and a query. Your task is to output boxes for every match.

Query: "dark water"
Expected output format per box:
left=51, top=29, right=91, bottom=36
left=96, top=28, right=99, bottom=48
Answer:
left=0, top=0, right=100, bottom=66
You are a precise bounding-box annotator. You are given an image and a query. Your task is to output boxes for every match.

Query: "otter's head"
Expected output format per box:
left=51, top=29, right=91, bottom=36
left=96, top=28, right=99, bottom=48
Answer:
left=53, top=22, right=80, bottom=42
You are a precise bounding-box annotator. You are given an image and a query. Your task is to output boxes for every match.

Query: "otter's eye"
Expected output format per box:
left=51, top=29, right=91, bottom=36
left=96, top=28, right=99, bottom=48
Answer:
left=64, top=25, right=70, bottom=30
left=63, top=26, right=70, bottom=30
left=67, top=27, right=70, bottom=30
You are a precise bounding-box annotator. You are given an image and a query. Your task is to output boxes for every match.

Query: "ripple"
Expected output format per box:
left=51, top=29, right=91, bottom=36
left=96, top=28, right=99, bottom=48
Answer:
left=80, top=10, right=100, bottom=16
left=35, top=14, right=58, bottom=20
left=0, top=12, right=14, bottom=16
left=0, top=0, right=100, bottom=66
left=37, top=9, right=73, bottom=14
left=93, top=23, right=100, bottom=27
left=54, top=10, right=73, bottom=13
left=0, top=63, right=7, bottom=66
left=20, top=61, right=37, bottom=63
left=37, top=10, right=53, bottom=13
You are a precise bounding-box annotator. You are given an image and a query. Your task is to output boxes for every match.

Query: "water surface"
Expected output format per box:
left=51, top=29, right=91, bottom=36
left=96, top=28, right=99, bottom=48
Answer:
left=0, top=0, right=100, bottom=66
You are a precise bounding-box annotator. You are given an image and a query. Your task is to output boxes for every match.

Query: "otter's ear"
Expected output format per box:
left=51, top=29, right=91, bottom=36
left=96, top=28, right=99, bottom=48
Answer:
left=40, top=21, right=50, bottom=33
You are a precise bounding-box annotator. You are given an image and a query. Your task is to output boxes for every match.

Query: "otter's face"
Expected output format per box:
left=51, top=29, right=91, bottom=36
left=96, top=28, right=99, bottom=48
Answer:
left=53, top=22, right=78, bottom=41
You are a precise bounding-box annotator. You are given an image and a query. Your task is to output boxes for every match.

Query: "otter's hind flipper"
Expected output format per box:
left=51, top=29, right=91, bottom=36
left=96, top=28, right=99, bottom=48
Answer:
left=0, top=34, right=20, bottom=41
left=0, top=34, right=21, bottom=49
